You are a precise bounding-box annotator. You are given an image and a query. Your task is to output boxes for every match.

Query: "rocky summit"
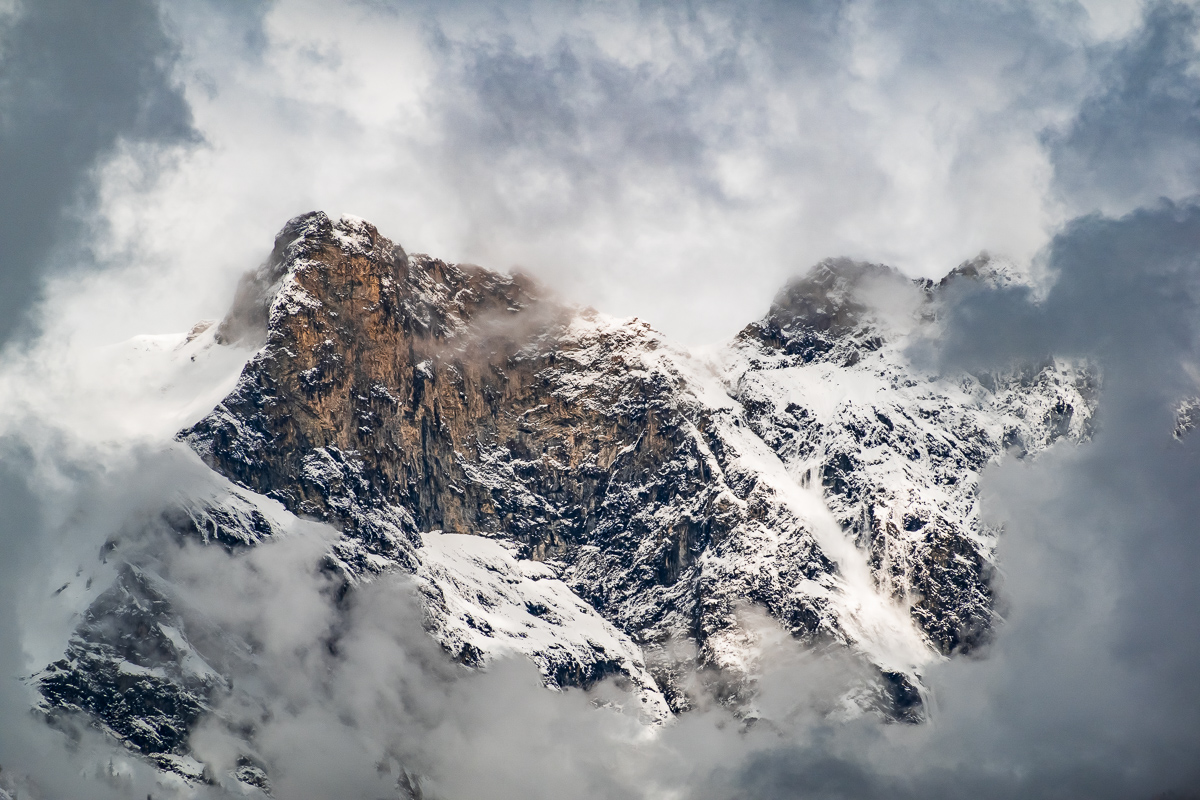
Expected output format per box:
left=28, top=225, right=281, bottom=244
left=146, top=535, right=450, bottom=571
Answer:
left=36, top=212, right=1096, bottom=788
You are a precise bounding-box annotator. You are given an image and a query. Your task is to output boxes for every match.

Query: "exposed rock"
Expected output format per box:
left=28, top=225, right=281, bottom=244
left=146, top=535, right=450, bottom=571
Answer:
left=34, top=478, right=291, bottom=789
left=37, top=564, right=222, bottom=772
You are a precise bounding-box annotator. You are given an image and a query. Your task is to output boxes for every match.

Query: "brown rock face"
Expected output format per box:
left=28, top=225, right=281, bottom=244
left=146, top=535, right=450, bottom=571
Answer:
left=191, top=212, right=562, bottom=567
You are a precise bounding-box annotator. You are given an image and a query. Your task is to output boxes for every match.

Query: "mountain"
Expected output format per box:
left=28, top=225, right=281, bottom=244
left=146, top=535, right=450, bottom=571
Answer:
left=34, top=212, right=1096, bottom=790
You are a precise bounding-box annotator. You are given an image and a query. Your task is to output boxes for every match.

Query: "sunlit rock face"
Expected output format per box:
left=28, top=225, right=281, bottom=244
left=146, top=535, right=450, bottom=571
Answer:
left=38, top=212, right=1097, bottom=780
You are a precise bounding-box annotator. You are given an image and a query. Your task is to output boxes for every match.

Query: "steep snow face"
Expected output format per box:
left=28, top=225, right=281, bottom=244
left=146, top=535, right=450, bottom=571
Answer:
left=417, top=532, right=671, bottom=723
left=727, top=257, right=1096, bottom=654
left=0, top=315, right=253, bottom=454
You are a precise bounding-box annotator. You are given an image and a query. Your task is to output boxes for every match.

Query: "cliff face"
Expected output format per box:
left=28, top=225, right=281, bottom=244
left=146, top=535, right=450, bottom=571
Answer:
left=39, top=212, right=1096, bottom=782
left=188, top=212, right=553, bottom=571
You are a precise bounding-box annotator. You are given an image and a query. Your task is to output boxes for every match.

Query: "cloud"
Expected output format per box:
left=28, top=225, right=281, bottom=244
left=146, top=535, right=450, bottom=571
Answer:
left=1049, top=1, right=1200, bottom=216
left=3, top=1, right=1200, bottom=798
left=730, top=197, right=1200, bottom=800
left=937, top=200, right=1200, bottom=390
left=54, top=0, right=1119, bottom=346
left=0, top=2, right=198, bottom=786
left=0, top=0, right=195, bottom=346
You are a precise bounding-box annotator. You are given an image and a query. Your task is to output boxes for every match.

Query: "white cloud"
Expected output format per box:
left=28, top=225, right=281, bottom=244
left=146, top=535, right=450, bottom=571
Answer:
left=54, top=0, right=1110, bottom=346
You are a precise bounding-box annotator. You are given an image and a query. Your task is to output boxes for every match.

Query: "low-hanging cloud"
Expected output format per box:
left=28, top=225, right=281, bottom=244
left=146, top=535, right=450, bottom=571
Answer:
left=0, top=1, right=198, bottom=795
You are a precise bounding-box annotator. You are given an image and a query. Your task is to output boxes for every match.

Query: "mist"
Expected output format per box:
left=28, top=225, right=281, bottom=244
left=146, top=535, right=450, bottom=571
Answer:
left=2, top=0, right=1200, bottom=798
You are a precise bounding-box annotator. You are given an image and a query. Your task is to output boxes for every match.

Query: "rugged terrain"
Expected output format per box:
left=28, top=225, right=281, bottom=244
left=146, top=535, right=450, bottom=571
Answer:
left=35, top=213, right=1096, bottom=790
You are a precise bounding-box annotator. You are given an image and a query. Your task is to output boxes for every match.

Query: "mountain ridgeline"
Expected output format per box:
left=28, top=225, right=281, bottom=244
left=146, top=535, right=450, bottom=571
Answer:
left=37, top=213, right=1096, bottom=788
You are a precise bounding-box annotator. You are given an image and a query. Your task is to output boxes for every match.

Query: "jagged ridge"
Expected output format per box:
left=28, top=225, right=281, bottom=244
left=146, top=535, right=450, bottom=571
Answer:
left=37, top=212, right=1097, bottom=784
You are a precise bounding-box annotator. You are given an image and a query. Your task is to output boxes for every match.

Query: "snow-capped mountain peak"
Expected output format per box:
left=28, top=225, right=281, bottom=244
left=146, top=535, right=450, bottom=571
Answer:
left=35, top=213, right=1097, bottom=786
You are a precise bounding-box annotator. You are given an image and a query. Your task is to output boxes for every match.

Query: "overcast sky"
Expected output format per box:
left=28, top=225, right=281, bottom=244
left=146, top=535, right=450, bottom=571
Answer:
left=2, top=1, right=1200, bottom=798
left=1, top=0, right=1182, bottom=348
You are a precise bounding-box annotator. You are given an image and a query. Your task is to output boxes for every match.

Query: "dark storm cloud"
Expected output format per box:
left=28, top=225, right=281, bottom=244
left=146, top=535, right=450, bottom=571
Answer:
left=0, top=0, right=196, bottom=344
left=0, top=2, right=197, bottom=793
left=1049, top=1, right=1200, bottom=213
left=0, top=444, right=39, bottom=726
left=939, top=201, right=1200, bottom=387
left=938, top=201, right=1200, bottom=717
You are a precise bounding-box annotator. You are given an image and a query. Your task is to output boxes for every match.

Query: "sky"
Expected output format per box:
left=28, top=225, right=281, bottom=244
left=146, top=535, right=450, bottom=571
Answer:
left=0, top=0, right=1172, bottom=348
left=2, top=0, right=1200, bottom=798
